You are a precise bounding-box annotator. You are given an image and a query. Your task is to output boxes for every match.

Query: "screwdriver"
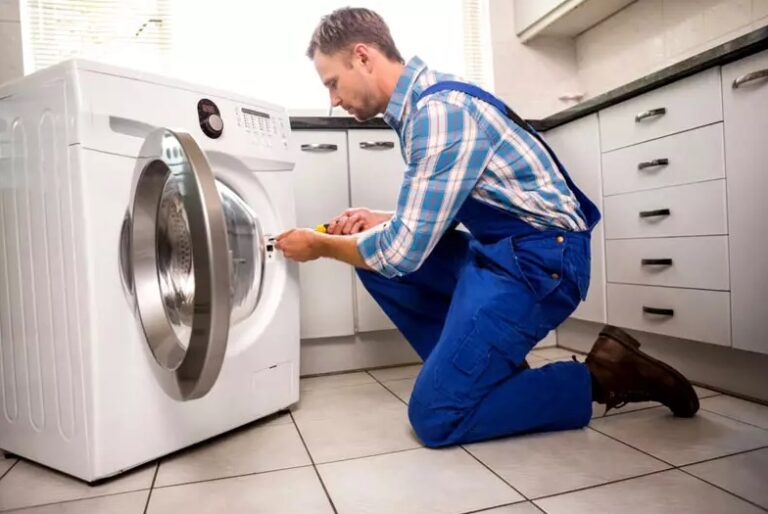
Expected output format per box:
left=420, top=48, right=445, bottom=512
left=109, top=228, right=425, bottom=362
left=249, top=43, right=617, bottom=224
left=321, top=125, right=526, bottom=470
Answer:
left=314, top=223, right=330, bottom=233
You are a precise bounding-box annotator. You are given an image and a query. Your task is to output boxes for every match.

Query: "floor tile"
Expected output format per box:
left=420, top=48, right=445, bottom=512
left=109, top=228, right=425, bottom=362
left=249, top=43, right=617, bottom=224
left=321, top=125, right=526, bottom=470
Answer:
left=534, top=469, right=764, bottom=514
left=525, top=353, right=551, bottom=365
left=0, top=460, right=155, bottom=511
left=155, top=422, right=311, bottom=487
left=3, top=490, right=149, bottom=514
left=531, top=348, right=580, bottom=360
left=590, top=408, right=768, bottom=466
left=317, top=448, right=523, bottom=514
left=700, top=395, right=768, bottom=429
left=300, top=371, right=376, bottom=391
left=465, top=427, right=668, bottom=498
left=383, top=377, right=416, bottom=404
left=684, top=448, right=768, bottom=509
left=478, top=502, right=543, bottom=513
left=259, top=410, right=294, bottom=427
left=147, top=466, right=333, bottom=514
left=294, top=406, right=421, bottom=463
left=368, top=364, right=422, bottom=382
left=0, top=455, right=17, bottom=478
left=291, top=382, right=405, bottom=423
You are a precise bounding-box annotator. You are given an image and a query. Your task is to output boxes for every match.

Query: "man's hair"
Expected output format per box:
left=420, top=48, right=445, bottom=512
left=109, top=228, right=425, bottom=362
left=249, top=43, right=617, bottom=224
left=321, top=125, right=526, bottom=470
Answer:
left=306, top=7, right=404, bottom=64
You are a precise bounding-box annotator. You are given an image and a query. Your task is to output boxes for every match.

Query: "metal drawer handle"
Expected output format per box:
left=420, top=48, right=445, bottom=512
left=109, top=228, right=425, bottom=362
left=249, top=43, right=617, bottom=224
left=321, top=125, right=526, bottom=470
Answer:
left=635, top=108, right=666, bottom=122
left=643, top=306, right=675, bottom=317
left=638, top=158, right=669, bottom=170
left=300, top=143, right=338, bottom=152
left=639, top=208, right=671, bottom=218
left=359, top=141, right=395, bottom=150
left=732, top=69, right=768, bottom=89
left=641, top=258, right=673, bottom=266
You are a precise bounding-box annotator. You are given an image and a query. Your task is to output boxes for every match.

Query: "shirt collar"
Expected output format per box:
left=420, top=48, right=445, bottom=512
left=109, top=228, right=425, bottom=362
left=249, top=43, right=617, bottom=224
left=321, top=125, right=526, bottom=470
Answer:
left=383, top=56, right=427, bottom=131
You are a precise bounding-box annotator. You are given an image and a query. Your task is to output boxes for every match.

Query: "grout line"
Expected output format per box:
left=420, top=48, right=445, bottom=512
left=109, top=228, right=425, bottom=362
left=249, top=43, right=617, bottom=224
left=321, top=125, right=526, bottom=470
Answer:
left=0, top=488, right=153, bottom=513
left=366, top=370, right=411, bottom=406
left=699, top=407, right=768, bottom=432
left=459, top=446, right=531, bottom=502
left=0, top=459, right=18, bottom=482
left=586, top=422, right=677, bottom=467
left=149, top=463, right=315, bottom=491
left=460, top=499, right=532, bottom=513
left=142, top=462, right=160, bottom=514
left=675, top=444, right=768, bottom=469
left=289, top=411, right=339, bottom=514
left=678, top=466, right=768, bottom=513
left=529, top=467, right=674, bottom=503
left=311, top=446, right=425, bottom=467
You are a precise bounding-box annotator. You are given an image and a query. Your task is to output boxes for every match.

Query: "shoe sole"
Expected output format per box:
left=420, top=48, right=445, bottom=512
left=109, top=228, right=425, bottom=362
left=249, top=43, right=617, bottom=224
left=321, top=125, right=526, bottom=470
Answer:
left=601, top=334, right=699, bottom=417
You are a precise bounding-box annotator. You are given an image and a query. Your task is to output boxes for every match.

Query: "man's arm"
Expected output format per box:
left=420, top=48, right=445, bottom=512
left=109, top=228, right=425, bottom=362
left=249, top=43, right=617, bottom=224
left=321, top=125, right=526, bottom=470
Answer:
left=274, top=228, right=372, bottom=269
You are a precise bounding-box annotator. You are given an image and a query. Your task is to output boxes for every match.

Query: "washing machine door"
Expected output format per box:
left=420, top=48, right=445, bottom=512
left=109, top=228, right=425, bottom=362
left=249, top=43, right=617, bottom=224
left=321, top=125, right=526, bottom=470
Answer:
left=127, top=129, right=232, bottom=401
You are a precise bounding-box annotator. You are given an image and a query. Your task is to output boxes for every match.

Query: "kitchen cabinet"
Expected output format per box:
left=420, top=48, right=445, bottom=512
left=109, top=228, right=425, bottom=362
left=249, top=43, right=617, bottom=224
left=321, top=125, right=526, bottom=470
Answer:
left=722, top=48, right=768, bottom=355
left=347, top=130, right=405, bottom=332
left=291, top=130, right=356, bottom=339
left=544, top=114, right=606, bottom=324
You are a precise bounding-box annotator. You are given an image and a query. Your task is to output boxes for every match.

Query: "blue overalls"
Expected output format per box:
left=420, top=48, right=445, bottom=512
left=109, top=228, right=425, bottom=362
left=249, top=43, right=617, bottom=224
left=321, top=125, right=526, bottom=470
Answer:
left=357, top=82, right=602, bottom=447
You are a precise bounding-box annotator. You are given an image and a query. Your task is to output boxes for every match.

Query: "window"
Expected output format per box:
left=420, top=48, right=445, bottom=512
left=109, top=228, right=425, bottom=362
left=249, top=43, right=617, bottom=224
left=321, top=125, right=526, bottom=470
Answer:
left=22, top=0, right=493, bottom=111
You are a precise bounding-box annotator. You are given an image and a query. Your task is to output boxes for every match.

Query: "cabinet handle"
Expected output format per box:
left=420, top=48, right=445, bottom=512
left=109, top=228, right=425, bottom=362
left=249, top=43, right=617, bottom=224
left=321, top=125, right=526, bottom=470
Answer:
left=635, top=108, right=666, bottom=122
left=359, top=141, right=395, bottom=150
left=639, top=208, right=671, bottom=218
left=300, top=143, right=338, bottom=152
left=641, top=258, right=673, bottom=266
left=638, top=158, right=669, bottom=170
left=732, top=69, right=768, bottom=89
left=643, top=306, right=675, bottom=317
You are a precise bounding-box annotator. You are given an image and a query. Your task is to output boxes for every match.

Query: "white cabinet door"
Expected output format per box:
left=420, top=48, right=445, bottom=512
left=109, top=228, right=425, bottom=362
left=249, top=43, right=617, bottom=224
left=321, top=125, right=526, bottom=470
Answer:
left=291, top=131, right=355, bottom=339
left=347, top=130, right=404, bottom=332
left=722, top=49, right=768, bottom=355
left=544, top=114, right=606, bottom=323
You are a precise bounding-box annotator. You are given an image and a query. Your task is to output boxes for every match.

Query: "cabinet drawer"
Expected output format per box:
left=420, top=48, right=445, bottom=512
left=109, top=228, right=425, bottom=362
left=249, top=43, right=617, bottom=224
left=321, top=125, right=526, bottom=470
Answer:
left=604, top=180, right=727, bottom=240
left=606, top=284, right=731, bottom=346
left=602, top=124, right=725, bottom=196
left=599, top=67, right=723, bottom=151
left=605, top=236, right=729, bottom=290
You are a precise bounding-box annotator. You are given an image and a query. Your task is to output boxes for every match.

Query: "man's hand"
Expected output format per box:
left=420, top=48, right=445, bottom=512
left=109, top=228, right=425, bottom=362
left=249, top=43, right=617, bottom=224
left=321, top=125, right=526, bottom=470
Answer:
left=275, top=227, right=371, bottom=270
left=275, top=229, right=323, bottom=262
left=327, top=208, right=393, bottom=235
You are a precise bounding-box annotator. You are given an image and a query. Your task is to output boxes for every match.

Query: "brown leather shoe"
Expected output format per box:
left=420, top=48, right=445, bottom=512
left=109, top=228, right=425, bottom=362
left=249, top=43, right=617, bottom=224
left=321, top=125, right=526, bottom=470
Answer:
left=586, top=325, right=699, bottom=417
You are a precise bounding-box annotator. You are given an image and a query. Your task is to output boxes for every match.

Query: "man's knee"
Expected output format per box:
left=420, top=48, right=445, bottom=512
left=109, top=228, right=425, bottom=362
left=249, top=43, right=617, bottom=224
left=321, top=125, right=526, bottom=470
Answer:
left=407, top=395, right=452, bottom=448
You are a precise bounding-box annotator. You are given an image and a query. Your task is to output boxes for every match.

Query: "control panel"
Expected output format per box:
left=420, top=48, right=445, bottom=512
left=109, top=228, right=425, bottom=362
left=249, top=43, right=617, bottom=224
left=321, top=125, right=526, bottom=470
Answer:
left=235, top=105, right=289, bottom=150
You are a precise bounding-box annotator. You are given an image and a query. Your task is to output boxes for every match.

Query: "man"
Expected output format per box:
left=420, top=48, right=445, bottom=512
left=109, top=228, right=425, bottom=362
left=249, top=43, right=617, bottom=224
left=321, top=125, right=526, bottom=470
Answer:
left=276, top=7, right=699, bottom=447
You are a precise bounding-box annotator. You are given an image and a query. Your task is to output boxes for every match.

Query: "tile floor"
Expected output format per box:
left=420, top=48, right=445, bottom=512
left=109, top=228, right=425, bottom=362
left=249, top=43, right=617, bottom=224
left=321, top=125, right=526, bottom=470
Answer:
left=2, top=348, right=768, bottom=514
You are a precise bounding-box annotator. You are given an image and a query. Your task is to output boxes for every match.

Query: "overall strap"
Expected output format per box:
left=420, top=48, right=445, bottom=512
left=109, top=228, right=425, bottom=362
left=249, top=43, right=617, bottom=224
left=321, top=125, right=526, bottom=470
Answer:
left=417, top=80, right=601, bottom=230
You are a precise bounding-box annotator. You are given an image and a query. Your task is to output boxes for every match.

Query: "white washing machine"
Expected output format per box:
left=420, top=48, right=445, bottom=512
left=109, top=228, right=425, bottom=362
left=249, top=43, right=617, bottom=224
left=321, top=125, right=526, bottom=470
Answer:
left=0, top=60, right=300, bottom=482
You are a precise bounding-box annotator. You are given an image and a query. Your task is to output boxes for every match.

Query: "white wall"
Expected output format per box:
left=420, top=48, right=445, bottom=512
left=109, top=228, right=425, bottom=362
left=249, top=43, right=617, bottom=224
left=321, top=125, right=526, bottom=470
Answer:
left=576, top=0, right=768, bottom=99
left=490, top=0, right=768, bottom=118
left=489, top=0, right=583, bottom=119
left=0, top=0, right=22, bottom=85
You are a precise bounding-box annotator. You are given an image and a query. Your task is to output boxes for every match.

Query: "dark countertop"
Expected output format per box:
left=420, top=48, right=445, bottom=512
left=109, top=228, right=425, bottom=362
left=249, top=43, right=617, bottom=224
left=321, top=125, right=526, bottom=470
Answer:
left=290, top=26, right=768, bottom=132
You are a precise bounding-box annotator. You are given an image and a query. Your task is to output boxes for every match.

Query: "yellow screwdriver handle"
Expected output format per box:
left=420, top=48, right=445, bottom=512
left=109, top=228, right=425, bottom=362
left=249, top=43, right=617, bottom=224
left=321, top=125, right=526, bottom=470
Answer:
left=314, top=224, right=329, bottom=233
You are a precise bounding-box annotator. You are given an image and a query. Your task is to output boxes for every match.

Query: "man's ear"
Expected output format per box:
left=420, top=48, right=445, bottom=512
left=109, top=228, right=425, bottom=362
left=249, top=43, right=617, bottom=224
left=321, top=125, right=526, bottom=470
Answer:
left=352, top=43, right=374, bottom=71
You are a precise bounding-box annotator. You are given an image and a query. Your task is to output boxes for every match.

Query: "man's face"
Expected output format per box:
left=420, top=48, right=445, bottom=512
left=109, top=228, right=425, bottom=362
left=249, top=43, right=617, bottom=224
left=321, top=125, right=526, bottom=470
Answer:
left=313, top=48, right=380, bottom=121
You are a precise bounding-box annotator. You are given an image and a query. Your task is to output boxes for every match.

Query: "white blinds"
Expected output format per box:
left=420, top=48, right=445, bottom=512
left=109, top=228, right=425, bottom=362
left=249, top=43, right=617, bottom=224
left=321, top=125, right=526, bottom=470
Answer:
left=24, top=0, right=172, bottom=72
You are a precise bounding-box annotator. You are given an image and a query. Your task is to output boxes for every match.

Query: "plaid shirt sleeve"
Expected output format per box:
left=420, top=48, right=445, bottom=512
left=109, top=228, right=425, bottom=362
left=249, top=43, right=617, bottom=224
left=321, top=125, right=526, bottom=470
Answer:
left=357, top=101, right=493, bottom=278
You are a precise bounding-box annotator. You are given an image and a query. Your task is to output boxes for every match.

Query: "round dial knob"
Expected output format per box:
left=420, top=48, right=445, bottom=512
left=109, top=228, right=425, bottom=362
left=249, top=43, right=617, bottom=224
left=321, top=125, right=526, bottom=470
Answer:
left=206, top=114, right=223, bottom=132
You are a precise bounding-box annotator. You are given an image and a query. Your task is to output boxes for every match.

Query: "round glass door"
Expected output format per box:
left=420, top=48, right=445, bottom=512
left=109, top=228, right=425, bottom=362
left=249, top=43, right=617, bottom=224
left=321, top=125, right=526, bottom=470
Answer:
left=128, top=129, right=231, bottom=401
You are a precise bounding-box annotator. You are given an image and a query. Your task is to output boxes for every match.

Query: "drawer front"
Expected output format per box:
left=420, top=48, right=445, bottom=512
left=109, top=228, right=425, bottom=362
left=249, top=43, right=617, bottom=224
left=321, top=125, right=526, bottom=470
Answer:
left=599, top=67, right=723, bottom=151
left=606, top=284, right=731, bottom=346
left=604, top=180, right=727, bottom=239
left=605, top=236, right=729, bottom=290
left=602, top=124, right=725, bottom=196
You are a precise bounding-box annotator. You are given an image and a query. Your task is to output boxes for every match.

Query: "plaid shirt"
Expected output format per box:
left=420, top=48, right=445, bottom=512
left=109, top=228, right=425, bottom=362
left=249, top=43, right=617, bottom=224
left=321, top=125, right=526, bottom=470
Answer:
left=357, top=56, right=587, bottom=278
